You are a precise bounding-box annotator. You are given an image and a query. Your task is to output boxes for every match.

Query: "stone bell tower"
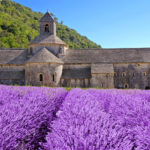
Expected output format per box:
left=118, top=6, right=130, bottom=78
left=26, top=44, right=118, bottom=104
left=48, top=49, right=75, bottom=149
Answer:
left=40, top=11, right=56, bottom=36
left=26, top=12, right=68, bottom=87
left=28, top=11, right=68, bottom=56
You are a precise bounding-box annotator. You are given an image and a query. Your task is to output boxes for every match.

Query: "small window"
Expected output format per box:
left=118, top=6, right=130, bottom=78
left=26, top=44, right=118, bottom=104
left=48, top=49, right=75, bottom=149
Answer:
left=122, top=72, right=126, bottom=77
left=133, top=73, right=136, bottom=77
left=143, top=72, right=147, bottom=76
left=145, top=86, right=150, bottom=90
left=106, top=73, right=109, bottom=77
left=114, top=72, right=117, bottom=77
left=39, top=74, right=43, bottom=82
left=45, top=24, right=49, bottom=32
left=30, top=47, right=33, bottom=55
left=124, top=84, right=129, bottom=89
left=53, top=73, right=56, bottom=82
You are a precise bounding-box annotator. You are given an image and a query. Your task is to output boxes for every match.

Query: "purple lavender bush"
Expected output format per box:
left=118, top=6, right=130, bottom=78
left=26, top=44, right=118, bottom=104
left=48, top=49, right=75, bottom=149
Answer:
left=0, top=85, right=67, bottom=150
left=43, top=89, right=150, bottom=150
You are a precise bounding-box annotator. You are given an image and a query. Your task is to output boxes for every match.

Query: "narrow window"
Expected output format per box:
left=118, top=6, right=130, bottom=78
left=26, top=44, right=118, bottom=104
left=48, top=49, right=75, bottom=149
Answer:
left=124, top=84, right=128, bottom=89
left=122, top=72, right=126, bottom=77
left=39, top=74, right=43, bottom=82
left=101, top=83, right=104, bottom=88
left=45, top=24, right=49, bottom=32
left=143, top=72, right=147, bottom=76
left=114, top=72, right=117, bottom=77
left=53, top=73, right=56, bottom=82
left=53, top=74, right=55, bottom=81
left=30, top=47, right=33, bottom=55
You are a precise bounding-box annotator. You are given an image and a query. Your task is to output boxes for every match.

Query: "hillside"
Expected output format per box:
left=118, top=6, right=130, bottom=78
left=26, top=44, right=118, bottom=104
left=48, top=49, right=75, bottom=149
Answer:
left=0, top=0, right=101, bottom=49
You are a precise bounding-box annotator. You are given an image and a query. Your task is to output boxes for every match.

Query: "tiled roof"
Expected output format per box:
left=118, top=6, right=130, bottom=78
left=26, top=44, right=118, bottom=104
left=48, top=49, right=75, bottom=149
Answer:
left=26, top=48, right=63, bottom=64
left=62, top=48, right=150, bottom=63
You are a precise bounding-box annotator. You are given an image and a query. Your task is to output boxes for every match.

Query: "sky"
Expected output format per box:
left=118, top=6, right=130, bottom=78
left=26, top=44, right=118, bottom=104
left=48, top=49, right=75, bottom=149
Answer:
left=12, top=0, right=150, bottom=48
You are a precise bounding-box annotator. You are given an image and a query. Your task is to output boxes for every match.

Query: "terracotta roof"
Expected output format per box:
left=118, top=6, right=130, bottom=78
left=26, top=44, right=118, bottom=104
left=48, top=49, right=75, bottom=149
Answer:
left=26, top=48, right=63, bottom=64
left=40, top=12, right=54, bottom=22
left=0, top=49, right=27, bottom=64
left=30, top=34, right=67, bottom=46
left=62, top=48, right=150, bottom=63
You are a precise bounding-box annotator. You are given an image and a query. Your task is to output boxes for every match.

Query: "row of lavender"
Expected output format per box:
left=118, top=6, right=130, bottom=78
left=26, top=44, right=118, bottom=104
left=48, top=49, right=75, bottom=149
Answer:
left=1, top=86, right=150, bottom=149
left=42, top=89, right=150, bottom=150
left=0, top=85, right=67, bottom=150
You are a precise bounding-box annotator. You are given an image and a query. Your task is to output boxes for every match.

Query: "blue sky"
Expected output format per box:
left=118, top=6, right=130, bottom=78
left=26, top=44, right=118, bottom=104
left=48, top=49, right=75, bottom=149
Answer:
left=13, top=0, right=150, bottom=48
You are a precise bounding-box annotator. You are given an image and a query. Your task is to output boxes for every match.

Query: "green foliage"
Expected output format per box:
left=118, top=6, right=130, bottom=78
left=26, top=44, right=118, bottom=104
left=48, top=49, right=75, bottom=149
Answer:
left=0, top=0, right=101, bottom=49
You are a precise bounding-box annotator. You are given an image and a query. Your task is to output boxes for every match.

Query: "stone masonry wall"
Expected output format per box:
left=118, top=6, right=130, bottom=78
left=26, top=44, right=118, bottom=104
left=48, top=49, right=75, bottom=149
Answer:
left=25, top=63, right=63, bottom=86
left=114, top=63, right=150, bottom=89
left=91, top=73, right=114, bottom=88
left=60, top=64, right=91, bottom=88
left=0, top=65, right=25, bottom=85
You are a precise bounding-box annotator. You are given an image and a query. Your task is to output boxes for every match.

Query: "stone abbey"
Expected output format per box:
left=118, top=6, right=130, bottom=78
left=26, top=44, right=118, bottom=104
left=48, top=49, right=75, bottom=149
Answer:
left=0, top=12, right=150, bottom=89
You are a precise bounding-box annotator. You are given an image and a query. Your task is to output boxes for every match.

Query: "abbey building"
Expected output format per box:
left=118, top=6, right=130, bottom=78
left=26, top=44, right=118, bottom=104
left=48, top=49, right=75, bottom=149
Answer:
left=0, top=12, right=150, bottom=89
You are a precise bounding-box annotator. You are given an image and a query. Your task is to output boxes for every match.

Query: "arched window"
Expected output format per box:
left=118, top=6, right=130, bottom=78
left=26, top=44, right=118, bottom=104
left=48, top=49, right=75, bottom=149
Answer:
left=59, top=47, right=64, bottom=54
left=53, top=73, right=56, bottom=82
left=45, top=24, right=49, bottom=32
left=122, top=72, right=126, bottom=77
left=124, top=83, right=128, bottom=89
left=143, top=72, right=147, bottom=76
left=39, top=74, right=43, bottom=82
left=30, top=47, right=33, bottom=55
left=114, top=72, right=117, bottom=77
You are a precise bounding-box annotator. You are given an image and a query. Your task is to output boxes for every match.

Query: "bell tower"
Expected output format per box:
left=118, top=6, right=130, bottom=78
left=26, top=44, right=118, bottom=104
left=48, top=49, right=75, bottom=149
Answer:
left=28, top=11, right=68, bottom=56
left=39, top=11, right=56, bottom=36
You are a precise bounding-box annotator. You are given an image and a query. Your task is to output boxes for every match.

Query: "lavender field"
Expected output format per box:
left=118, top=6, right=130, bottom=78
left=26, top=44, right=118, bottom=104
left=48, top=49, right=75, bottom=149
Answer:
left=0, top=86, right=150, bottom=150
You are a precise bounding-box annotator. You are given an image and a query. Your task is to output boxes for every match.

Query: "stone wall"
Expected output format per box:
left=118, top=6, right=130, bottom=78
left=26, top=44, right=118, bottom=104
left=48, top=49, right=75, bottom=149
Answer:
left=40, top=21, right=56, bottom=36
left=91, top=64, right=114, bottom=88
left=0, top=65, right=25, bottom=85
left=60, top=78, right=91, bottom=88
left=91, top=73, right=114, bottom=88
left=60, top=64, right=91, bottom=87
left=114, top=63, right=150, bottom=89
left=25, top=63, right=63, bottom=86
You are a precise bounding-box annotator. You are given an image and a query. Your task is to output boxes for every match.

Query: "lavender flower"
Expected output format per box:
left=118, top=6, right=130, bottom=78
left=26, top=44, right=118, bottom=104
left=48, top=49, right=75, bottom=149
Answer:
left=0, top=85, right=67, bottom=150
left=43, top=89, right=150, bottom=149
